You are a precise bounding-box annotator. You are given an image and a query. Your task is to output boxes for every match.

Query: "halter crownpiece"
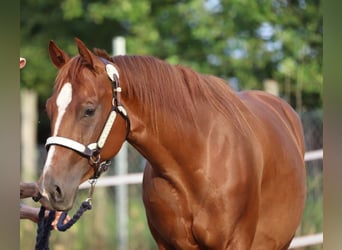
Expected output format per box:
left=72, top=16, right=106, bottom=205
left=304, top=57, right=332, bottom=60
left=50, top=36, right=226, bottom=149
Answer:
left=45, top=57, right=130, bottom=179
left=105, top=64, right=119, bottom=82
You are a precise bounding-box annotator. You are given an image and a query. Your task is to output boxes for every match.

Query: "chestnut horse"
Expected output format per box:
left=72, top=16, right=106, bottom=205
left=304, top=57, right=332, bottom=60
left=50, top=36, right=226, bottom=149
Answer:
left=38, top=38, right=306, bottom=249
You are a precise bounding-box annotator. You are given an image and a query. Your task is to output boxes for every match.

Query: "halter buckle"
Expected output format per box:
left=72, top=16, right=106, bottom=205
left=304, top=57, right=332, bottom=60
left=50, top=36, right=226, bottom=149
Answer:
left=114, top=87, right=122, bottom=92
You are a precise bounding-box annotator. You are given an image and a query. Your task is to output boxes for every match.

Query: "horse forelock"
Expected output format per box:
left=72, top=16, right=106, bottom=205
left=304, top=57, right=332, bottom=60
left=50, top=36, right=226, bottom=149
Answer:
left=54, top=57, right=87, bottom=86
left=112, top=55, right=249, bottom=135
left=53, top=56, right=110, bottom=101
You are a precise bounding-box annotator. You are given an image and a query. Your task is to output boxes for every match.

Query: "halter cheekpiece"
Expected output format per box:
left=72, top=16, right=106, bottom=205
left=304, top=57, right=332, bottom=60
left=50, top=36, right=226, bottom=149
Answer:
left=45, top=58, right=130, bottom=179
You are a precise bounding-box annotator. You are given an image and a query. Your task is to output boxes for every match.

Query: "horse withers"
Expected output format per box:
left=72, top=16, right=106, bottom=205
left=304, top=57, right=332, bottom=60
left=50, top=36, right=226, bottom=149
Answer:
left=38, top=38, right=306, bottom=249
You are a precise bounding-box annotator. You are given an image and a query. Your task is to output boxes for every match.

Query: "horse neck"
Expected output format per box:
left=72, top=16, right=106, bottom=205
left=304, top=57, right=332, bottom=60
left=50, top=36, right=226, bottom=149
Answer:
left=114, top=56, right=244, bottom=174
left=121, top=89, right=235, bottom=183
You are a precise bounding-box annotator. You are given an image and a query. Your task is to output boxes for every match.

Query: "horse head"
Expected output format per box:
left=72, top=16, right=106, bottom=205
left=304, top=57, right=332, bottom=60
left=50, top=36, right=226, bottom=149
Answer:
left=39, top=38, right=129, bottom=211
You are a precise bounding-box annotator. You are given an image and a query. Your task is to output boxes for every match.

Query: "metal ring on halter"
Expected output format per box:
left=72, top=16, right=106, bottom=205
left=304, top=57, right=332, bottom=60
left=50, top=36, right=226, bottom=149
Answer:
left=89, top=151, right=101, bottom=165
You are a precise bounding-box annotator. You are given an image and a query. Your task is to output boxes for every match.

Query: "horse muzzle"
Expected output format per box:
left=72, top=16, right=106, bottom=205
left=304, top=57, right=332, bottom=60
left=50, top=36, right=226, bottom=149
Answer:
left=39, top=177, right=77, bottom=211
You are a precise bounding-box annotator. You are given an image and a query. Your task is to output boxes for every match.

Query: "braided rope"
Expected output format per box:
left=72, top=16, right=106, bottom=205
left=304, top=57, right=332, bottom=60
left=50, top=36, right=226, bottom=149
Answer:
left=57, top=200, right=92, bottom=231
left=35, top=207, right=55, bottom=250
left=34, top=201, right=92, bottom=249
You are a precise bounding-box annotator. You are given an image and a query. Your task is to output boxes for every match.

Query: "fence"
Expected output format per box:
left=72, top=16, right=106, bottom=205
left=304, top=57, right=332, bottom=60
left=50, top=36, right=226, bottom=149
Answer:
left=79, top=148, right=323, bottom=249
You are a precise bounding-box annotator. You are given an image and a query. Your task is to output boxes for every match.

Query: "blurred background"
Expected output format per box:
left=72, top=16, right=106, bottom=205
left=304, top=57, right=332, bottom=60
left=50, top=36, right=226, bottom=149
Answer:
left=20, top=0, right=322, bottom=249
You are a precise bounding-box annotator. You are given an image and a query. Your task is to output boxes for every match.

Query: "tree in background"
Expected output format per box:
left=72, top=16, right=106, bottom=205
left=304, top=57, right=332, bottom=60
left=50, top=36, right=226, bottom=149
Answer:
left=21, top=0, right=322, bottom=110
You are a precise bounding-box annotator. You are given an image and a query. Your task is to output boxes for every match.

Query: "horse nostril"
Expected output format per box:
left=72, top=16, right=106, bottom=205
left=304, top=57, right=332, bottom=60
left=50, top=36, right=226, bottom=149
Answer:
left=55, top=185, right=62, bottom=195
left=52, top=184, right=63, bottom=202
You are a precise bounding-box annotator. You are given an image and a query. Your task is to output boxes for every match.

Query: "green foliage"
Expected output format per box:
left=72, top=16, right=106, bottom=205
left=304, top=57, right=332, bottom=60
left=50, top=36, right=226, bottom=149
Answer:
left=21, top=0, right=322, bottom=109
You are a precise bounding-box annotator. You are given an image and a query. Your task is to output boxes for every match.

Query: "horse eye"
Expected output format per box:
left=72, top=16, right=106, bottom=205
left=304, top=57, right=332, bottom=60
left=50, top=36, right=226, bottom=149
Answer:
left=84, top=108, right=96, bottom=117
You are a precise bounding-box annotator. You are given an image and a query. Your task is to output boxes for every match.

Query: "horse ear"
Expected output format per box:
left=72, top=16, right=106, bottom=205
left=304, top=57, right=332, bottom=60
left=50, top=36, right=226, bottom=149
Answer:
left=74, top=37, right=96, bottom=69
left=48, top=40, right=70, bottom=69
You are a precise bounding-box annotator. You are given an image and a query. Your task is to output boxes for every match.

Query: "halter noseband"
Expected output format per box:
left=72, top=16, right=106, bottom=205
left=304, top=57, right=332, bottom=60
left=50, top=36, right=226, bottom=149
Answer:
left=45, top=58, right=130, bottom=178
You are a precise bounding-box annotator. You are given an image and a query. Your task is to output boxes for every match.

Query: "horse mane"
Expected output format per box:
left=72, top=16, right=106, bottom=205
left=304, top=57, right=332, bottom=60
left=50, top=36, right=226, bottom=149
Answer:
left=93, top=48, right=112, bottom=61
left=90, top=53, right=247, bottom=136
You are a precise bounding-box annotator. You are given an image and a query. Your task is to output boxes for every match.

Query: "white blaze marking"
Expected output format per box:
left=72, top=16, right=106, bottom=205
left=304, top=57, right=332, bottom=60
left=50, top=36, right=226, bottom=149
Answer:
left=42, top=83, right=73, bottom=181
left=54, top=83, right=73, bottom=136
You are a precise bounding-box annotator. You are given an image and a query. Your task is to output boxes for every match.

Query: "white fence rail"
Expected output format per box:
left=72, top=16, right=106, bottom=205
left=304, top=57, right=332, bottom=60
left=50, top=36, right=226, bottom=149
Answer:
left=304, top=149, right=323, bottom=162
left=289, top=233, right=323, bottom=249
left=79, top=149, right=323, bottom=249
left=80, top=173, right=143, bottom=189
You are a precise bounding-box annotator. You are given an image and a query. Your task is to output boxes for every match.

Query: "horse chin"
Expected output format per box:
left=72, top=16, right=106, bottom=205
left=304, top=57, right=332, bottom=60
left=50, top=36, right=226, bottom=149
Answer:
left=52, top=202, right=74, bottom=212
left=50, top=196, right=75, bottom=211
